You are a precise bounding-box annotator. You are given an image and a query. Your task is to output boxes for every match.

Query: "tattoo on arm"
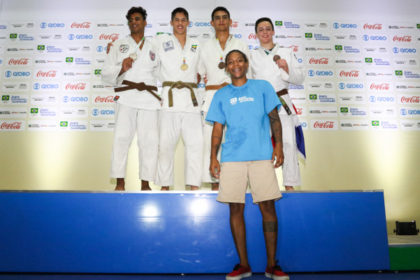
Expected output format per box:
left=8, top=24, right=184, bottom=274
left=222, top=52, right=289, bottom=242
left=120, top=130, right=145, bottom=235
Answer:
left=263, top=221, right=278, bottom=233
left=268, top=108, right=282, bottom=144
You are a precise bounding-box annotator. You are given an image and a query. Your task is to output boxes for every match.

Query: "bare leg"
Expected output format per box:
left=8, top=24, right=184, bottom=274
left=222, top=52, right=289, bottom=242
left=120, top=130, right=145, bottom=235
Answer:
left=229, top=203, right=249, bottom=267
left=141, top=180, right=152, bottom=191
left=211, top=183, right=219, bottom=191
left=190, top=185, right=199, bottom=191
left=285, top=186, right=294, bottom=191
left=161, top=186, right=170, bottom=191
left=259, top=200, right=278, bottom=268
left=115, top=178, right=125, bottom=191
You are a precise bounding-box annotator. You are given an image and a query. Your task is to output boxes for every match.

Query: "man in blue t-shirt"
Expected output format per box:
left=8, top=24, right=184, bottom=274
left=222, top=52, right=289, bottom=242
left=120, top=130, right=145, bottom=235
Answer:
left=206, top=50, right=289, bottom=280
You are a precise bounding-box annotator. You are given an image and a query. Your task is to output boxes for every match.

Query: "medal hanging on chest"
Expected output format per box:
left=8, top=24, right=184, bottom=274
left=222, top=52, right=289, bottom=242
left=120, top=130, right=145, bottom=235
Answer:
left=180, top=57, right=188, bottom=71
left=218, top=56, right=225, bottom=69
left=273, top=54, right=281, bottom=63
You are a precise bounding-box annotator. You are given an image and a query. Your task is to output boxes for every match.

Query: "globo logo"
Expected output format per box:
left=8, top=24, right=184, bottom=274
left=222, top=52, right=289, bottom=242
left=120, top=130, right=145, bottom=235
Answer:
left=68, top=34, right=93, bottom=40
left=5, top=71, right=30, bottom=77
left=33, top=83, right=59, bottom=90
left=194, top=22, right=211, bottom=27
left=333, top=22, right=357, bottom=29
left=393, top=47, right=416, bottom=54
left=339, top=82, right=363, bottom=89
left=309, top=70, right=333, bottom=77
left=70, top=96, right=88, bottom=102
left=363, top=35, right=387, bottom=41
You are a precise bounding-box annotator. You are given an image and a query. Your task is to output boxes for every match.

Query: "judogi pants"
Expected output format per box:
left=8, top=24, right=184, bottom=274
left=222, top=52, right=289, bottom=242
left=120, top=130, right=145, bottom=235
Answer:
left=155, top=111, right=203, bottom=187
left=110, top=103, right=159, bottom=181
left=279, top=113, right=301, bottom=186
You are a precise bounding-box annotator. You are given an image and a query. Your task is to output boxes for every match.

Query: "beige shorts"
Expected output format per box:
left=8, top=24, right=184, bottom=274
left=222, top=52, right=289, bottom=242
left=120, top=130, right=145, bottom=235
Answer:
left=217, top=160, right=282, bottom=204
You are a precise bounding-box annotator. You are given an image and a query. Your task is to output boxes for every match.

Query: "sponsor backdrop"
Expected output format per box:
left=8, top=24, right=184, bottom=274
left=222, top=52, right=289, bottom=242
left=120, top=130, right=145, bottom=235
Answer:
left=0, top=0, right=419, bottom=230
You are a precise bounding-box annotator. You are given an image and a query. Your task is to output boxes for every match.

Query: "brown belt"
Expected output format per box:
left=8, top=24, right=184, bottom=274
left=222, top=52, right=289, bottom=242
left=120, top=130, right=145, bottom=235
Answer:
left=205, top=82, right=229, bottom=91
left=276, top=88, right=288, bottom=96
left=276, top=89, right=292, bottom=115
left=114, top=80, right=161, bottom=101
left=162, top=81, right=198, bottom=107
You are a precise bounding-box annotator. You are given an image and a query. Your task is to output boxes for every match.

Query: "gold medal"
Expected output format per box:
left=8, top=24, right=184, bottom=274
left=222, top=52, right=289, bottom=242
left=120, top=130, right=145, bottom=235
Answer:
left=180, top=63, right=189, bottom=71
left=273, top=55, right=281, bottom=62
left=218, top=61, right=226, bottom=69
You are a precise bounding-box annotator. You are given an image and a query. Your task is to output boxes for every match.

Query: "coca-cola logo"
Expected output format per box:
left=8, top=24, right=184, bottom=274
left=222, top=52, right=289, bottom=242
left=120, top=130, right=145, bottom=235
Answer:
left=8, top=58, right=29, bottom=65
left=65, top=83, right=86, bottom=90
left=401, top=96, right=420, bottom=104
left=309, top=57, right=328, bottom=64
left=313, top=121, right=335, bottom=129
left=248, top=33, right=257, bottom=40
left=94, top=96, right=114, bottom=103
left=393, top=35, right=412, bottom=42
left=339, top=70, right=359, bottom=77
left=289, top=45, right=299, bottom=52
left=99, top=33, right=119, bottom=41
left=36, top=70, right=57, bottom=78
left=0, top=121, right=22, bottom=130
left=370, top=83, right=390, bottom=90
left=71, top=22, right=91, bottom=28
left=363, top=23, right=382, bottom=30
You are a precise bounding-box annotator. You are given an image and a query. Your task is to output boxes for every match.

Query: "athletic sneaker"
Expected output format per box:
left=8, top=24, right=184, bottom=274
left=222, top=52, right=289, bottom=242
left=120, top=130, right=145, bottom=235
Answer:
left=265, top=264, right=289, bottom=280
left=226, top=264, right=252, bottom=280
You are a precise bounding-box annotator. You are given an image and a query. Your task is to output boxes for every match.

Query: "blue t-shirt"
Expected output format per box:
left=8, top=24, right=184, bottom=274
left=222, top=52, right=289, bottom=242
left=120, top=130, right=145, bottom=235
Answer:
left=206, top=79, right=281, bottom=162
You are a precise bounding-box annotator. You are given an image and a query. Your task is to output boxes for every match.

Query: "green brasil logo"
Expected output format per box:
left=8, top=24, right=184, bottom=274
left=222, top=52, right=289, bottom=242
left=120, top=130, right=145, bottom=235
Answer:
left=65, top=57, right=74, bottom=63
left=30, top=108, right=39, bottom=114
left=365, top=57, right=373, bottom=63
left=340, top=107, right=349, bottom=113
left=417, top=24, right=420, bottom=29
left=309, top=94, right=317, bottom=100
left=305, top=33, right=313, bottom=38
left=275, top=21, right=283, bottom=26
left=60, top=121, right=68, bottom=127
left=37, top=45, right=45, bottom=51
left=2, top=95, right=10, bottom=101
left=10, top=33, right=17, bottom=39
left=335, top=45, right=343, bottom=51
left=94, top=69, right=101, bottom=75
left=372, top=120, right=380, bottom=126
left=395, top=70, right=403, bottom=76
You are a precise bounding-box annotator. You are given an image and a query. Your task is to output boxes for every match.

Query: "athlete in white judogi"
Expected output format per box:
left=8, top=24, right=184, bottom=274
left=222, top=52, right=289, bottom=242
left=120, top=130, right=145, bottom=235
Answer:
left=154, top=7, right=203, bottom=191
left=198, top=6, right=250, bottom=190
left=250, top=17, right=305, bottom=190
left=101, top=7, right=160, bottom=191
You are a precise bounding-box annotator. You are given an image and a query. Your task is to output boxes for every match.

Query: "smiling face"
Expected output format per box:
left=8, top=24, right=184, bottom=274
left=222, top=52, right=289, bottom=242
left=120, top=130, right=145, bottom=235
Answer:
left=256, top=20, right=274, bottom=45
left=128, top=12, right=147, bottom=34
left=226, top=51, right=248, bottom=80
left=211, top=10, right=232, bottom=32
left=171, top=12, right=189, bottom=36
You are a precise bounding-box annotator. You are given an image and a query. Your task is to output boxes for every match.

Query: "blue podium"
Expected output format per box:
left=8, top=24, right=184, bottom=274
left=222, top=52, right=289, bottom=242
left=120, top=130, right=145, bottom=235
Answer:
left=0, top=191, right=390, bottom=273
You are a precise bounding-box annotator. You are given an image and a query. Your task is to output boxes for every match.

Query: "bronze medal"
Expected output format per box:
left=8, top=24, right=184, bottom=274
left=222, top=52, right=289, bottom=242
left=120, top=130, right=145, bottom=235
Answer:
left=218, top=61, right=225, bottom=69
left=180, top=63, right=189, bottom=71
left=273, top=55, right=281, bottom=62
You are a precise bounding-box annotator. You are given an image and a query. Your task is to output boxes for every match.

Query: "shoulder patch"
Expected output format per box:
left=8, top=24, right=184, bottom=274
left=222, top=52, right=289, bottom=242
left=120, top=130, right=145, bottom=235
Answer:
left=119, top=44, right=129, bottom=53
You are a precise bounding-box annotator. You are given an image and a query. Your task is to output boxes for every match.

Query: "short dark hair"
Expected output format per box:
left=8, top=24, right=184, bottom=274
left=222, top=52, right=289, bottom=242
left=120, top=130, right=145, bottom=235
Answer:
left=126, top=7, right=147, bottom=21
left=225, top=49, right=248, bottom=65
left=255, top=17, right=274, bottom=33
left=211, top=6, right=230, bottom=21
left=171, top=7, right=189, bottom=21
